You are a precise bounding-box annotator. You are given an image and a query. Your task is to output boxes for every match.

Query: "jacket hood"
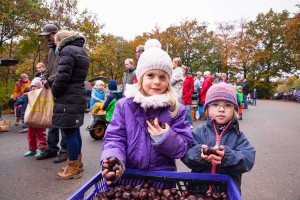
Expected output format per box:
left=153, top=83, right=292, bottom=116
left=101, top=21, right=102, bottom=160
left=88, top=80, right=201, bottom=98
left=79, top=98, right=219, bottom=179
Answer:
left=124, top=84, right=170, bottom=110
left=58, top=34, right=85, bottom=50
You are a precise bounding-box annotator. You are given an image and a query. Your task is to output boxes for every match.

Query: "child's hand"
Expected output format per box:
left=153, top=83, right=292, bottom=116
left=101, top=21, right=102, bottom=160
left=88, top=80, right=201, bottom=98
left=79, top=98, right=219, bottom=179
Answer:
left=146, top=118, right=169, bottom=135
left=201, top=145, right=225, bottom=166
left=101, top=158, right=123, bottom=185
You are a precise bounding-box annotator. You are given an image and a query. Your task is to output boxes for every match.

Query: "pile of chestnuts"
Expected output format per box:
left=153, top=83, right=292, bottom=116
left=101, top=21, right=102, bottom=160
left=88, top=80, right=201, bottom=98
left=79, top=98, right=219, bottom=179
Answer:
left=202, top=146, right=220, bottom=156
left=102, top=157, right=122, bottom=182
left=94, top=182, right=228, bottom=200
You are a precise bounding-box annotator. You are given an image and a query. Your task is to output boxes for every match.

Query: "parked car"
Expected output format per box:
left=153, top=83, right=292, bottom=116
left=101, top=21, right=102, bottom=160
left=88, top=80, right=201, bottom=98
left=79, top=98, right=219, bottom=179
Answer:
left=292, top=90, right=300, bottom=102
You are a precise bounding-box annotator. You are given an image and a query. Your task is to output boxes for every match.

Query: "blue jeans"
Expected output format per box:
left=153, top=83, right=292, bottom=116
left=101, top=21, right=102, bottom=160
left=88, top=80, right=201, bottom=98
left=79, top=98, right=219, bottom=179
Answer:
left=47, top=128, right=67, bottom=153
left=243, top=94, right=248, bottom=108
left=63, top=128, right=82, bottom=161
left=185, top=105, right=193, bottom=127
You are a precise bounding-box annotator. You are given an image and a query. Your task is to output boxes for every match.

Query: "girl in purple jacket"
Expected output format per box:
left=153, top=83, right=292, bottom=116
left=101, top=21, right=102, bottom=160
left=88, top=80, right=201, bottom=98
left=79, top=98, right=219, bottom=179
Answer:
left=101, top=39, right=193, bottom=184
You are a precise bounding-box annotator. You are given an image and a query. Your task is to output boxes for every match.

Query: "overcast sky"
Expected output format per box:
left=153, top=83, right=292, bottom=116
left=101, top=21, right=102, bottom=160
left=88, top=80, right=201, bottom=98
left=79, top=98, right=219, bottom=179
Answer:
left=77, top=0, right=299, bottom=40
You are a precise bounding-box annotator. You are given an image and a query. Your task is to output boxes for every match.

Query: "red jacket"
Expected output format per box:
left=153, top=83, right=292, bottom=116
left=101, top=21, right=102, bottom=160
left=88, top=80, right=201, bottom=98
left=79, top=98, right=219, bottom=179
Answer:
left=200, top=75, right=213, bottom=103
left=182, top=74, right=194, bottom=105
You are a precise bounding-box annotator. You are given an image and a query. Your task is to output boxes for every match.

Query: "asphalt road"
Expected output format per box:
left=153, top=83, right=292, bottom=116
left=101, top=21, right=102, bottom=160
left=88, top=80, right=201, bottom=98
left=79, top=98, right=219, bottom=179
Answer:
left=0, top=100, right=299, bottom=200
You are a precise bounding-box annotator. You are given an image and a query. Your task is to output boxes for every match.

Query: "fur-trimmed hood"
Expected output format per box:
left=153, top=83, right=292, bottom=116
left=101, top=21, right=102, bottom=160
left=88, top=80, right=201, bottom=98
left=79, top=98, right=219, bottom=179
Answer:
left=58, top=34, right=85, bottom=50
left=124, top=84, right=170, bottom=110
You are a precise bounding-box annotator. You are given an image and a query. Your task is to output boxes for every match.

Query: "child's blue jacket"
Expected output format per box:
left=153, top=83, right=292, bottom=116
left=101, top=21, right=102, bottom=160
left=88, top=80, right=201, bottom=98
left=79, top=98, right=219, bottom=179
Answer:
left=14, top=94, right=28, bottom=115
left=181, top=118, right=255, bottom=193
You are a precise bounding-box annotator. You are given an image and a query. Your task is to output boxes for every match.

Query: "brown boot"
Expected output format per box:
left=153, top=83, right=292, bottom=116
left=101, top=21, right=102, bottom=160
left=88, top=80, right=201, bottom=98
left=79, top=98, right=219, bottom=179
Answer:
left=56, top=160, right=81, bottom=180
left=15, top=117, right=20, bottom=126
left=60, top=154, right=84, bottom=172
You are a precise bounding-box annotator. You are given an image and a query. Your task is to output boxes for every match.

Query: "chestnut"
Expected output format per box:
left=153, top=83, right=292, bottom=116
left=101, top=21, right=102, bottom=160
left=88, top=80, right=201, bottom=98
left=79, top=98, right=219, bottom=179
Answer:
left=203, top=146, right=220, bottom=156
left=212, top=192, right=221, bottom=199
left=122, top=191, right=132, bottom=200
left=169, top=188, right=178, bottom=196
left=139, top=189, right=149, bottom=200
left=112, top=164, right=120, bottom=172
left=131, top=190, right=140, bottom=199
left=143, top=182, right=151, bottom=189
left=114, top=191, right=122, bottom=198
left=105, top=189, right=115, bottom=199
left=206, top=190, right=212, bottom=198
left=187, top=195, right=197, bottom=200
left=108, top=157, right=118, bottom=165
left=156, top=188, right=163, bottom=196
left=182, top=190, right=190, bottom=197
left=163, top=189, right=170, bottom=197
left=102, top=163, right=111, bottom=171
left=103, top=171, right=116, bottom=181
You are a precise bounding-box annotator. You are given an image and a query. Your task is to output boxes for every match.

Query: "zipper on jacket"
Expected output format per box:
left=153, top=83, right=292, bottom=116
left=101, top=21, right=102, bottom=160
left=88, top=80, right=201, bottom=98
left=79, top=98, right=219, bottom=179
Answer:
left=209, top=121, right=232, bottom=190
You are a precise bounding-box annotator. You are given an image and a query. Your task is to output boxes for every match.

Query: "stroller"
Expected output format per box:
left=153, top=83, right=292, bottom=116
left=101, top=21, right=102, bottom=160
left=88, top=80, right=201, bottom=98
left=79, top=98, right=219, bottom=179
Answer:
left=85, top=102, right=107, bottom=140
left=85, top=76, right=108, bottom=140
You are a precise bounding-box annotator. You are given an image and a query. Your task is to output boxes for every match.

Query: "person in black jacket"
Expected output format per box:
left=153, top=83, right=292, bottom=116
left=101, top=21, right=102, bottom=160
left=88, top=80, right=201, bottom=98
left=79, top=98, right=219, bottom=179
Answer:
left=242, top=78, right=250, bottom=109
left=51, top=30, right=89, bottom=179
left=37, top=24, right=68, bottom=163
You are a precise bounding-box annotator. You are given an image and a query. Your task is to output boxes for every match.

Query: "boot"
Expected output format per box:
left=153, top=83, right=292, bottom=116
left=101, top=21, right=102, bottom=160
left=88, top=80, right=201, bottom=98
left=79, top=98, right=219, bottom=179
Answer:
left=15, top=117, right=20, bottom=126
left=56, top=160, right=81, bottom=180
left=239, top=114, right=243, bottom=120
left=60, top=153, right=84, bottom=172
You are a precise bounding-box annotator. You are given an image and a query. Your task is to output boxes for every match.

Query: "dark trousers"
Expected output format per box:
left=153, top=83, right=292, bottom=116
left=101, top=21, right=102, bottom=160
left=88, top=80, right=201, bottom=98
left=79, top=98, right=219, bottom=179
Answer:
left=47, top=127, right=67, bottom=153
left=63, top=128, right=82, bottom=161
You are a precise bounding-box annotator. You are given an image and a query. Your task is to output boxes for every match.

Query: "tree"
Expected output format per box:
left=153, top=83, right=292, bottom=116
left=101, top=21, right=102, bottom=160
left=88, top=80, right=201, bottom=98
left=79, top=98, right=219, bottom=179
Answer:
left=0, top=0, right=47, bottom=48
left=247, top=9, right=291, bottom=83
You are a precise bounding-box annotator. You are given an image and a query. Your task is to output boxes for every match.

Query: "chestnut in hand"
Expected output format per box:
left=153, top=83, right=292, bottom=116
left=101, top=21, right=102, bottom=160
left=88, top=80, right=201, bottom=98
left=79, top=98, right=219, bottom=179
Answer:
left=102, top=156, right=122, bottom=183
left=203, top=146, right=220, bottom=156
left=148, top=118, right=166, bottom=129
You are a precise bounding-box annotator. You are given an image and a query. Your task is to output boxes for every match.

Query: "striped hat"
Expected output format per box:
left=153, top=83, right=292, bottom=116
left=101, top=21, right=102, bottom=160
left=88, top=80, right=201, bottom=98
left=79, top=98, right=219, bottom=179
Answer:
left=204, top=82, right=238, bottom=111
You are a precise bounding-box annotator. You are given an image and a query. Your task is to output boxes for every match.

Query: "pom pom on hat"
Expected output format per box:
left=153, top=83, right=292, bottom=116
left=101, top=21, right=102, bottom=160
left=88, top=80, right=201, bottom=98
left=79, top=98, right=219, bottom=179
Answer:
left=136, top=39, right=172, bottom=81
left=30, top=77, right=42, bottom=88
left=204, top=82, right=238, bottom=111
left=108, top=80, right=117, bottom=90
left=144, top=39, right=162, bottom=50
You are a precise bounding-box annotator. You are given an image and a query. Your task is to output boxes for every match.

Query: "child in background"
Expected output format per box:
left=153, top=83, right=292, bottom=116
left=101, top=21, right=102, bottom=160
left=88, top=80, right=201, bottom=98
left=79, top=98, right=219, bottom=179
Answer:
left=23, top=77, right=48, bottom=157
left=35, top=62, right=49, bottom=80
left=101, top=80, right=123, bottom=123
left=14, top=87, right=30, bottom=132
left=101, top=39, right=193, bottom=184
left=90, top=80, right=106, bottom=112
left=12, top=73, right=31, bottom=126
left=236, top=86, right=244, bottom=120
left=181, top=82, right=255, bottom=193
left=251, top=88, right=257, bottom=106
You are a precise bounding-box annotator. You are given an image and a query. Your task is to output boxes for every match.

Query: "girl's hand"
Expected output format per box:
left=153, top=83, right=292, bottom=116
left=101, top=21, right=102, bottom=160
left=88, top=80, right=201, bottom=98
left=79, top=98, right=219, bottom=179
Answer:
left=201, top=145, right=225, bottom=166
left=201, top=144, right=212, bottom=162
left=146, top=118, right=169, bottom=135
left=101, top=159, right=123, bottom=185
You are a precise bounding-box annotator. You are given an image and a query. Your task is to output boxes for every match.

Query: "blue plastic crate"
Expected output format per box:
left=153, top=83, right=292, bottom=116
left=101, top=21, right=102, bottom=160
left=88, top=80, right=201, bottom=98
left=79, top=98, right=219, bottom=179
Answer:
left=68, top=169, right=242, bottom=200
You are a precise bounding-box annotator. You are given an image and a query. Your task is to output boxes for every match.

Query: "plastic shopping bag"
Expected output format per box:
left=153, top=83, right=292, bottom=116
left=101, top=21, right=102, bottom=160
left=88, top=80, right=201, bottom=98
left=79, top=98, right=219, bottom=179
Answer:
left=24, top=87, right=54, bottom=128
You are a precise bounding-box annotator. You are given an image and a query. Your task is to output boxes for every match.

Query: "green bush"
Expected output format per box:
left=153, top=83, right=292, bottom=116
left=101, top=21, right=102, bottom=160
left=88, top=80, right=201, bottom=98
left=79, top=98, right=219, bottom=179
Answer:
left=0, top=81, right=15, bottom=111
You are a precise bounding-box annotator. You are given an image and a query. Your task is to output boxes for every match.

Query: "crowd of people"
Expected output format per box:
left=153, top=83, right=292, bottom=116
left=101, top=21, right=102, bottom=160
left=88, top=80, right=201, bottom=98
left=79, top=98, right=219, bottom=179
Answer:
left=9, top=24, right=256, bottom=195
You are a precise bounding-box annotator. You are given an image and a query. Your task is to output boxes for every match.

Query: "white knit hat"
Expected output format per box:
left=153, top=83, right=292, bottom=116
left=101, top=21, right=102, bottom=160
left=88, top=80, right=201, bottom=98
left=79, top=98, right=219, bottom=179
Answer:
left=136, top=39, right=173, bottom=81
left=30, top=77, right=42, bottom=88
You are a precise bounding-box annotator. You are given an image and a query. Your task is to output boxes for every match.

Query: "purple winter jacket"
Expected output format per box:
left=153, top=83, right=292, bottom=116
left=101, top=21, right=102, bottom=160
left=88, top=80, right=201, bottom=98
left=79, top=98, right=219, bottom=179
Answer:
left=101, top=97, right=193, bottom=171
